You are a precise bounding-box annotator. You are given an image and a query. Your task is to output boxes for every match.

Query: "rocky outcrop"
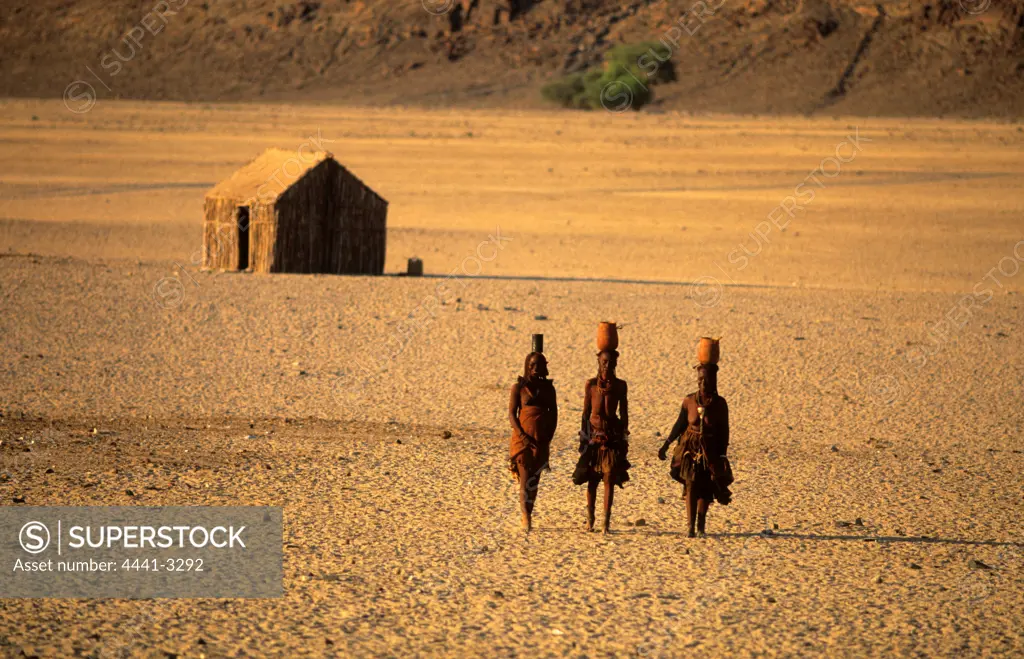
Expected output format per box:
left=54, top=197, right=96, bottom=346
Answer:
left=0, top=0, right=1021, bottom=117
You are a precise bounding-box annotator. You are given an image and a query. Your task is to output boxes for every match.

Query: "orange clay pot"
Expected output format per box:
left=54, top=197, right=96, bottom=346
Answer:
left=697, top=337, right=720, bottom=365
left=596, top=322, right=619, bottom=352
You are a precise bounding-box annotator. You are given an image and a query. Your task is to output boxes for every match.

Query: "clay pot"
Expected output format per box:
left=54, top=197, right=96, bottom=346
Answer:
left=697, top=337, right=720, bottom=365
left=596, top=322, right=619, bottom=352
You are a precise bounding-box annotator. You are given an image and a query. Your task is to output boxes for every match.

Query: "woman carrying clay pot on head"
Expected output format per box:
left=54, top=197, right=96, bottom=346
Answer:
left=573, top=323, right=631, bottom=533
left=658, top=338, right=733, bottom=538
left=508, top=335, right=558, bottom=532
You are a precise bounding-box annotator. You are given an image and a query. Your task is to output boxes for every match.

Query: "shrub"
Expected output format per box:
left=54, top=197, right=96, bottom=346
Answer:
left=541, top=41, right=676, bottom=112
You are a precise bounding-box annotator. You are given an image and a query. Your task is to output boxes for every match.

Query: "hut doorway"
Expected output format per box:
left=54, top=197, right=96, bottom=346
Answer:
left=236, top=206, right=250, bottom=270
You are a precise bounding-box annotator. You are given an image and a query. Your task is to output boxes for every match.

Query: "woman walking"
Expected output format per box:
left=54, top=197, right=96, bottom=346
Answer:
left=508, top=336, right=558, bottom=532
left=573, top=341, right=631, bottom=533
left=659, top=339, right=732, bottom=537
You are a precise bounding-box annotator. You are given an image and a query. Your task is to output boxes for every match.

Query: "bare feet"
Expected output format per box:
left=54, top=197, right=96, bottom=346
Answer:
left=522, top=513, right=531, bottom=532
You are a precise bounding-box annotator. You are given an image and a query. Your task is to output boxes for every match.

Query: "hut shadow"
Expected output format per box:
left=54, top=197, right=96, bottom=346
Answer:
left=416, top=273, right=783, bottom=290
left=644, top=530, right=1023, bottom=547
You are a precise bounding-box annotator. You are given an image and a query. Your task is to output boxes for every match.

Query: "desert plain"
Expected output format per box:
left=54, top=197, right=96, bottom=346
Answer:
left=0, top=99, right=1023, bottom=657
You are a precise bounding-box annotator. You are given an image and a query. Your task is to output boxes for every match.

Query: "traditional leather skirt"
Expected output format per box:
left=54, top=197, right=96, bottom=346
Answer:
left=509, top=405, right=554, bottom=481
left=572, top=433, right=631, bottom=487
left=670, top=427, right=733, bottom=504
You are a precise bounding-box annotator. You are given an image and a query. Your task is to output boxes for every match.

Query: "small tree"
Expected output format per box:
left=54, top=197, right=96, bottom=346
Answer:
left=541, top=42, right=676, bottom=111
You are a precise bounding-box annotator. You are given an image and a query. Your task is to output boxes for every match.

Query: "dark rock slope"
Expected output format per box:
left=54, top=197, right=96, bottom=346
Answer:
left=2, top=0, right=1022, bottom=116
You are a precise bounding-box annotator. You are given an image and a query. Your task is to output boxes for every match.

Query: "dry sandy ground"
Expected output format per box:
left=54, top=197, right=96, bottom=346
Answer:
left=0, top=100, right=1023, bottom=657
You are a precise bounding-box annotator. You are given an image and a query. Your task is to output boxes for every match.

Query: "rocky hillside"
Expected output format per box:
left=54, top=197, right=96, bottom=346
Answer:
left=2, top=0, right=1023, bottom=116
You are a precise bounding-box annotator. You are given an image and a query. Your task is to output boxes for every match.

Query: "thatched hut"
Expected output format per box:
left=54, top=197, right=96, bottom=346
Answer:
left=202, top=149, right=387, bottom=274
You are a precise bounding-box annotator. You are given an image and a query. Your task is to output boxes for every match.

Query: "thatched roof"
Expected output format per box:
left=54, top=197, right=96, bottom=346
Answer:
left=206, top=148, right=331, bottom=201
